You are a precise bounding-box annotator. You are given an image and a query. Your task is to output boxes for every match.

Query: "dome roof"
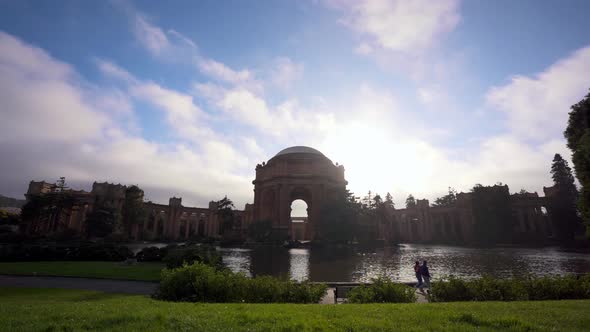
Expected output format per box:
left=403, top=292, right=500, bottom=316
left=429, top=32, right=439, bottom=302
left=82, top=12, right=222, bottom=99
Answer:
left=274, top=146, right=324, bottom=157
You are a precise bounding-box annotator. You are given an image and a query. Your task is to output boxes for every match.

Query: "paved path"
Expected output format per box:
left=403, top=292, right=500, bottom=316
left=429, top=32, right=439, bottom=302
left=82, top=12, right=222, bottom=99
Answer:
left=0, top=275, right=157, bottom=295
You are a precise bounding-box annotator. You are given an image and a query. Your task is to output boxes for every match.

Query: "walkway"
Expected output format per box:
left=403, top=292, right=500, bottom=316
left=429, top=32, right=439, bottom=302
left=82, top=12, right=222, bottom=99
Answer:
left=0, top=275, right=157, bottom=295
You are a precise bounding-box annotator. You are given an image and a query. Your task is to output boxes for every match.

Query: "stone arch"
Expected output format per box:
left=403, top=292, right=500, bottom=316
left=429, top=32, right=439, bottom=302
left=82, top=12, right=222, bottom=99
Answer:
left=250, top=146, right=347, bottom=241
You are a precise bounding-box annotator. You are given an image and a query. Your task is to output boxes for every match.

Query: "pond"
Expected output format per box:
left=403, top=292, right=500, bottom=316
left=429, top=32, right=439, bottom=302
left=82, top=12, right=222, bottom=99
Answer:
left=219, top=244, right=590, bottom=282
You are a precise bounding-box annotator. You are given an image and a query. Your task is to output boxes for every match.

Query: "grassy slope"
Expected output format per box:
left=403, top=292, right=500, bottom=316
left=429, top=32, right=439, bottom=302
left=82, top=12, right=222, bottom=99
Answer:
left=1, top=288, right=590, bottom=331
left=0, top=261, right=163, bottom=281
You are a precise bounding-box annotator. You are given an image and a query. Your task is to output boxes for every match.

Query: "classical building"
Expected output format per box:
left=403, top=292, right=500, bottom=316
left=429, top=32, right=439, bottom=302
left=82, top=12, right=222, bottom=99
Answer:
left=21, top=146, right=557, bottom=244
left=242, top=146, right=347, bottom=241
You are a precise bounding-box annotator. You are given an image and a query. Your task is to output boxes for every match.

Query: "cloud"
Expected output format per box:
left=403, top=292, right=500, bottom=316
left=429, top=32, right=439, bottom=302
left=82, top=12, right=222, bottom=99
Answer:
left=0, top=32, right=109, bottom=143
left=270, top=57, right=304, bottom=89
left=98, top=60, right=212, bottom=141
left=487, top=46, right=590, bottom=141
left=329, top=0, right=460, bottom=54
left=134, top=14, right=171, bottom=56
left=0, top=31, right=255, bottom=208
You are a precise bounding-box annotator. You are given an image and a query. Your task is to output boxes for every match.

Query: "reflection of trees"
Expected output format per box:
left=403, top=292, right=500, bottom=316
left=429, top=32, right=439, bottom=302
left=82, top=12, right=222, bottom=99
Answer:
left=308, top=246, right=361, bottom=282
left=249, top=246, right=290, bottom=279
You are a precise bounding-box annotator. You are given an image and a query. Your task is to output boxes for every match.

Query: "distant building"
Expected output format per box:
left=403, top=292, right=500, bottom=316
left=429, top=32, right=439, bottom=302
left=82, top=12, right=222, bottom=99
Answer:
left=21, top=180, right=236, bottom=241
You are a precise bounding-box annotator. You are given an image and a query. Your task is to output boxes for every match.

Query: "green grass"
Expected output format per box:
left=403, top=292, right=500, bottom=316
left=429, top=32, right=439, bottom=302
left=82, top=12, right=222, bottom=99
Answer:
left=1, top=288, right=590, bottom=331
left=0, top=261, right=163, bottom=281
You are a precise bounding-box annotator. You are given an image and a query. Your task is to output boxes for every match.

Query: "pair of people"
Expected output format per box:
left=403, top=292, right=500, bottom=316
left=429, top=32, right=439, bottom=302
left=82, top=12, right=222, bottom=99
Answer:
left=413, top=260, right=430, bottom=292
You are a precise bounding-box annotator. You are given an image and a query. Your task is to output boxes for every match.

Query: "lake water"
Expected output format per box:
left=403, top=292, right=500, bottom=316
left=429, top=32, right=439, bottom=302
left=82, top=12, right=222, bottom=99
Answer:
left=219, top=244, right=590, bottom=282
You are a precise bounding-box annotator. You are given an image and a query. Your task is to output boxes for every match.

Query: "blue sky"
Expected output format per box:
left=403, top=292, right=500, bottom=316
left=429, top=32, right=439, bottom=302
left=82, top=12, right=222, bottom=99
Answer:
left=1, top=0, right=590, bottom=210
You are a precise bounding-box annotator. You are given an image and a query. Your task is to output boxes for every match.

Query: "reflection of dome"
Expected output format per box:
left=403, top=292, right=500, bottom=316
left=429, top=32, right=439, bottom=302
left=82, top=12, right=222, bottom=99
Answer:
left=274, top=146, right=324, bottom=157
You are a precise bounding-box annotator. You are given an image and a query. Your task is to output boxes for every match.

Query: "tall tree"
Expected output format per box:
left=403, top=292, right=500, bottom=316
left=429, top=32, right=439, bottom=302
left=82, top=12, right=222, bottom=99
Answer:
left=564, top=90, right=590, bottom=236
left=432, top=187, right=457, bottom=207
left=548, top=153, right=582, bottom=241
left=470, top=184, right=513, bottom=244
left=384, top=192, right=395, bottom=209
left=122, top=185, right=146, bottom=237
left=405, top=194, right=417, bottom=209
left=317, top=189, right=360, bottom=243
left=216, top=196, right=235, bottom=235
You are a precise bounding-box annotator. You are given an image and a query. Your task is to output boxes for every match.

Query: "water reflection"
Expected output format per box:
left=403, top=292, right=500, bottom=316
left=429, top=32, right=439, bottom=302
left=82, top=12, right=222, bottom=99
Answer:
left=221, top=244, right=590, bottom=282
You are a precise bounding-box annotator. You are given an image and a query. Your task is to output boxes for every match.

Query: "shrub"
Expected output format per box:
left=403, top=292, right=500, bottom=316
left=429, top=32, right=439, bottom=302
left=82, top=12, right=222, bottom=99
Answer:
left=430, top=274, right=590, bottom=302
left=0, top=243, right=133, bottom=262
left=136, top=246, right=166, bottom=262
left=163, top=245, right=223, bottom=269
left=155, top=262, right=327, bottom=303
left=347, top=277, right=417, bottom=303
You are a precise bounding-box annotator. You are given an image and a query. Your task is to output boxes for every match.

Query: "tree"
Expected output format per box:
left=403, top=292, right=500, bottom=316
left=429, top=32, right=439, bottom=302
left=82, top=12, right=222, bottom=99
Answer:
left=384, top=192, right=395, bottom=209
left=317, top=189, right=360, bottom=243
left=470, top=184, right=513, bottom=244
left=432, top=187, right=457, bottom=207
left=405, top=194, right=417, bottom=209
left=86, top=206, right=117, bottom=238
left=216, top=196, right=235, bottom=235
left=564, top=90, right=590, bottom=236
left=548, top=154, right=582, bottom=241
left=122, top=185, right=146, bottom=236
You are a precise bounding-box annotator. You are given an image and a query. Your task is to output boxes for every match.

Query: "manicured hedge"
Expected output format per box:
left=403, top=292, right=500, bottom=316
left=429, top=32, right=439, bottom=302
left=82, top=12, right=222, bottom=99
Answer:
left=430, top=275, right=590, bottom=302
left=347, top=277, right=417, bottom=303
left=0, top=243, right=133, bottom=262
left=155, top=262, right=327, bottom=303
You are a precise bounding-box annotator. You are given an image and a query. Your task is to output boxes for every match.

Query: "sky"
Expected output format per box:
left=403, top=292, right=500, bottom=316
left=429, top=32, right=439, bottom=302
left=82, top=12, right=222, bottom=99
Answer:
left=1, top=0, right=590, bottom=212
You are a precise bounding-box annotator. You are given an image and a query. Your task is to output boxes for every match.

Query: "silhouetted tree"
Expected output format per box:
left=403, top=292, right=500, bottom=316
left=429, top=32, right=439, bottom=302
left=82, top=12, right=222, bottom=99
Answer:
left=432, top=187, right=457, bottom=207
left=216, top=196, right=235, bottom=235
left=564, top=90, right=590, bottom=236
left=471, top=184, right=513, bottom=244
left=86, top=206, right=117, bottom=238
left=405, top=194, right=417, bottom=209
left=122, top=185, right=146, bottom=236
left=317, top=189, right=360, bottom=243
left=247, top=219, right=272, bottom=242
left=384, top=192, right=395, bottom=209
left=548, top=154, right=582, bottom=241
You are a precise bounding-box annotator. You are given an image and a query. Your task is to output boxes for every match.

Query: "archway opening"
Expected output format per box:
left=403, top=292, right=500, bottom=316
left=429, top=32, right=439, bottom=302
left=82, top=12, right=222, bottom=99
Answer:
left=290, top=199, right=308, bottom=241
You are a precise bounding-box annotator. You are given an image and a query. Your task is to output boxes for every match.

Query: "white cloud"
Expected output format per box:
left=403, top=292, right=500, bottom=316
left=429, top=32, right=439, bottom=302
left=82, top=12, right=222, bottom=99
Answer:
left=331, top=0, right=460, bottom=54
left=0, top=32, right=108, bottom=143
left=98, top=60, right=212, bottom=142
left=134, top=14, right=171, bottom=56
left=197, top=57, right=253, bottom=84
left=487, top=46, right=590, bottom=141
left=0, top=32, right=255, bottom=208
left=270, top=57, right=304, bottom=89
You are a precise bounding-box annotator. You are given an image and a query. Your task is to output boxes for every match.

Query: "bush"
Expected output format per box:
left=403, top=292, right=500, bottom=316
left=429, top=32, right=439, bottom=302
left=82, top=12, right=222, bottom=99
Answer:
left=136, top=246, right=167, bottom=262
left=163, top=245, right=223, bottom=269
left=155, top=262, right=327, bottom=303
left=347, top=277, right=417, bottom=303
left=0, top=243, right=133, bottom=262
left=430, top=274, right=590, bottom=302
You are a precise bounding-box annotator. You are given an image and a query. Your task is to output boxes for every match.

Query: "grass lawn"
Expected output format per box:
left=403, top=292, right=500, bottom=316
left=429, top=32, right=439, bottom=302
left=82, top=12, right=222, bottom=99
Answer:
left=0, top=261, right=163, bottom=281
left=1, top=288, right=589, bottom=331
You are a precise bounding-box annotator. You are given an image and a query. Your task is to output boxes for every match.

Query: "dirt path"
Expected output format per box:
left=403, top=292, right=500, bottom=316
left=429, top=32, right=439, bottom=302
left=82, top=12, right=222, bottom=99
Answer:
left=0, top=274, right=157, bottom=295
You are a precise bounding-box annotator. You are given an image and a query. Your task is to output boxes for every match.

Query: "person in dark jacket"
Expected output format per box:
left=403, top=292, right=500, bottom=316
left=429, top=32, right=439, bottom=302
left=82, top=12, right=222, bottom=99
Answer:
left=414, top=261, right=423, bottom=288
left=419, top=260, right=431, bottom=292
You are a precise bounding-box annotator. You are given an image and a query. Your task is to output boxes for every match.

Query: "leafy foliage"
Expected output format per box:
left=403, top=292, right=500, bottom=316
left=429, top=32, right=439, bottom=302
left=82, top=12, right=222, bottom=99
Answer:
left=162, top=245, right=223, bottom=269
left=247, top=219, right=273, bottom=242
left=155, top=262, right=327, bottom=303
left=347, top=277, right=417, bottom=303
left=564, top=90, right=590, bottom=236
left=470, top=184, right=513, bottom=243
left=85, top=207, right=117, bottom=238
left=122, top=185, right=146, bottom=231
left=548, top=154, right=582, bottom=241
left=430, top=275, right=590, bottom=302
left=432, top=187, right=457, bottom=207
left=405, top=194, right=417, bottom=209
left=0, top=243, right=133, bottom=262
left=317, top=189, right=360, bottom=243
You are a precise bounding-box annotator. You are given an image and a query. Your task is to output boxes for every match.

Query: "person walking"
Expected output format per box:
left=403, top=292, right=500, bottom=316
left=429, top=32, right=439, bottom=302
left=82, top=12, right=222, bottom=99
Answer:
left=419, top=260, right=431, bottom=293
left=413, top=261, right=423, bottom=288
